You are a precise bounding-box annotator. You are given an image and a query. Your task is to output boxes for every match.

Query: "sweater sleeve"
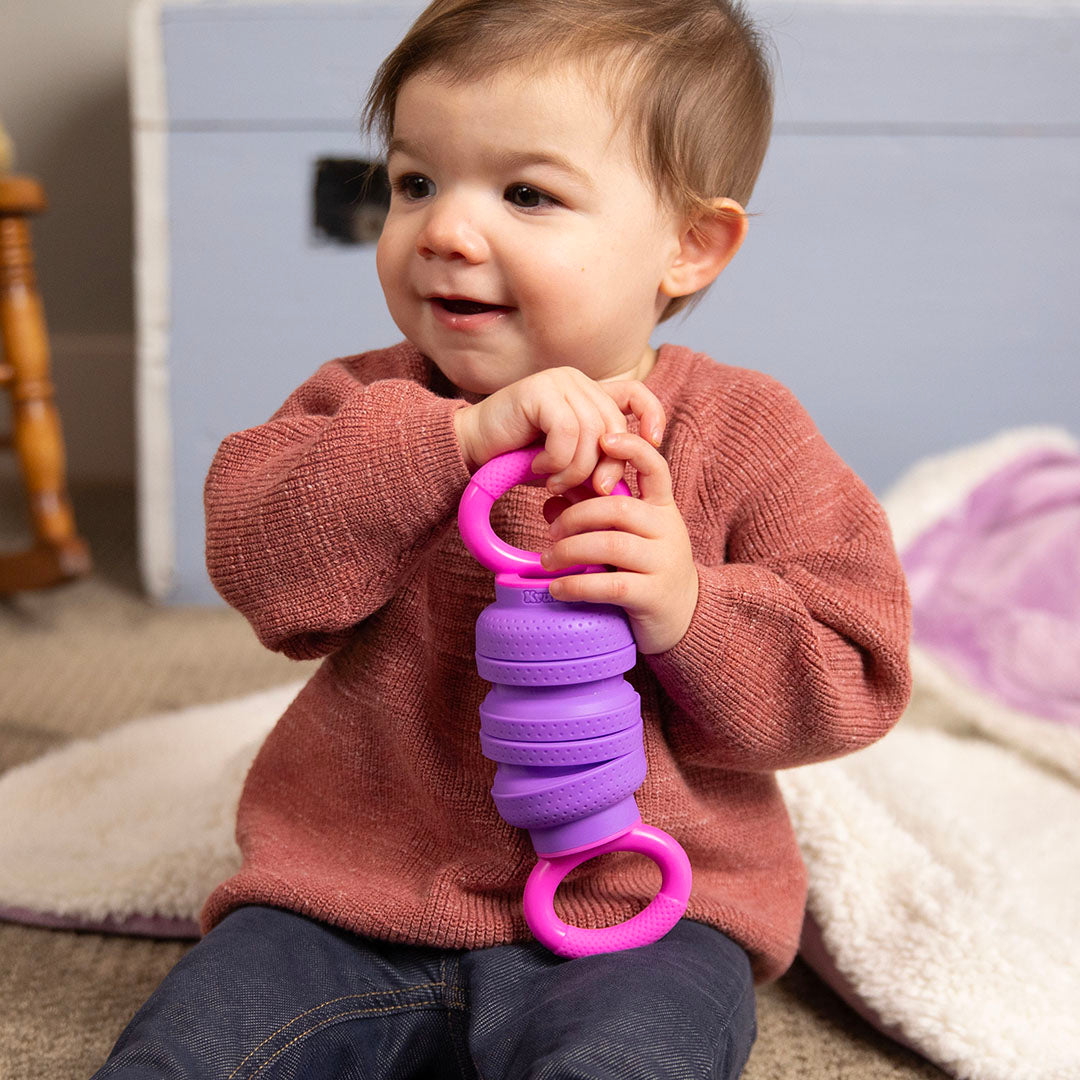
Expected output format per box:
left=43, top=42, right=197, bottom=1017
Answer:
left=644, top=377, right=911, bottom=772
left=204, top=352, right=471, bottom=659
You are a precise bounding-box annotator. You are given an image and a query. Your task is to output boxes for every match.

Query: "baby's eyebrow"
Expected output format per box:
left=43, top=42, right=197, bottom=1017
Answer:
left=386, top=136, right=592, bottom=190
left=386, top=136, right=428, bottom=162
left=490, top=150, right=594, bottom=190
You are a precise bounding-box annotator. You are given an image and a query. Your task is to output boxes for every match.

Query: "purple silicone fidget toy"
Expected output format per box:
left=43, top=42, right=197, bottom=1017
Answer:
left=458, top=445, right=692, bottom=957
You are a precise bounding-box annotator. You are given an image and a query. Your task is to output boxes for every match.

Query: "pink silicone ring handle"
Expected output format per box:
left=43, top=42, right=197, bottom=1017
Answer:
left=458, top=445, right=631, bottom=576
left=522, top=823, right=692, bottom=958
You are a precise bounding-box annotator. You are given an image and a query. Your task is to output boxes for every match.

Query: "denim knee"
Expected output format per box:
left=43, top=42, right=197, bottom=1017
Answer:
left=461, top=920, right=756, bottom=1080
left=91, top=906, right=469, bottom=1080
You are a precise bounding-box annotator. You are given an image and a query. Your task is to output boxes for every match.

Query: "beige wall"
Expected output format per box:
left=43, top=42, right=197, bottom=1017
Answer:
left=1, top=0, right=136, bottom=483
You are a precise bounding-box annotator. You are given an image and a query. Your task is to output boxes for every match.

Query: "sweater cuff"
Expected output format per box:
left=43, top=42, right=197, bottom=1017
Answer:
left=644, top=562, right=779, bottom=711
left=360, top=388, right=473, bottom=539
left=222, top=385, right=473, bottom=658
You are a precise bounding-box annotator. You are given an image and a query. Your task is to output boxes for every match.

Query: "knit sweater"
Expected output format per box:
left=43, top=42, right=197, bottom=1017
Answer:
left=201, top=341, right=911, bottom=983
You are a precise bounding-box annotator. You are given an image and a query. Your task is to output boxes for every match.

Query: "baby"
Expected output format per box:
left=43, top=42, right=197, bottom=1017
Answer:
left=93, top=1, right=911, bottom=1077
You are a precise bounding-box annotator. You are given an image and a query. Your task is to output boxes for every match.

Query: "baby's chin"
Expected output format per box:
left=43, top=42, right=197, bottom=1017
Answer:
left=456, top=387, right=488, bottom=404
left=426, top=359, right=492, bottom=403
left=430, top=357, right=513, bottom=403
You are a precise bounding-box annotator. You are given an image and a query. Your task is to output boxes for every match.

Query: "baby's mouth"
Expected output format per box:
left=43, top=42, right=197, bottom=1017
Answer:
left=432, top=297, right=511, bottom=315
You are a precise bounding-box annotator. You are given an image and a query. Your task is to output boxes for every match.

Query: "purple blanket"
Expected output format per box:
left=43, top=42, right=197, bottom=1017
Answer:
left=902, top=448, right=1080, bottom=727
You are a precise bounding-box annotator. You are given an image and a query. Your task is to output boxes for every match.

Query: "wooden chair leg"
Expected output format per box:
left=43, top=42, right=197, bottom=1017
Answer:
left=0, top=175, right=91, bottom=591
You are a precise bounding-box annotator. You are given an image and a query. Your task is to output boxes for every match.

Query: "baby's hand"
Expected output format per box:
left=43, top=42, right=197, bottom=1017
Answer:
left=453, top=367, right=665, bottom=495
left=539, top=431, right=698, bottom=655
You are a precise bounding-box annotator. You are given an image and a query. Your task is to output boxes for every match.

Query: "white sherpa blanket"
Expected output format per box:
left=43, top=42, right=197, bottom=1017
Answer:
left=2, top=427, right=1079, bottom=1080
left=0, top=683, right=299, bottom=936
left=777, top=426, right=1080, bottom=1080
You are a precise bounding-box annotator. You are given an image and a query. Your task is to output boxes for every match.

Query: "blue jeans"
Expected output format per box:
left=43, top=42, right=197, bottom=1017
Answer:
left=92, top=905, right=756, bottom=1079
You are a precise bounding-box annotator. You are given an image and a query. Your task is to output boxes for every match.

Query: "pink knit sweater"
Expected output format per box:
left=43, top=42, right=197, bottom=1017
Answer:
left=201, top=341, right=911, bottom=983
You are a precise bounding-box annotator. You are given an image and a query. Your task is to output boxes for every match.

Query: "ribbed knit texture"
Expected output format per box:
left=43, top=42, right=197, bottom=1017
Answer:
left=201, top=342, right=911, bottom=983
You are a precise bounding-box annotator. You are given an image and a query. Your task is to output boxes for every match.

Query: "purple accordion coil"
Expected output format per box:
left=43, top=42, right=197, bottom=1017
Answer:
left=476, top=583, right=646, bottom=856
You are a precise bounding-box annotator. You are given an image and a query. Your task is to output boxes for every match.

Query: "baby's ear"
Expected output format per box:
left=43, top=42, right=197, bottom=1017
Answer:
left=660, top=198, right=748, bottom=300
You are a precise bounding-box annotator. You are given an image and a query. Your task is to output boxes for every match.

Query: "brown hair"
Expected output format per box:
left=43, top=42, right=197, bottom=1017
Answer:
left=363, top=0, right=774, bottom=321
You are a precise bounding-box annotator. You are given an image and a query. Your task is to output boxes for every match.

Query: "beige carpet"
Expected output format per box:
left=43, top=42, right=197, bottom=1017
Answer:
left=0, top=480, right=945, bottom=1079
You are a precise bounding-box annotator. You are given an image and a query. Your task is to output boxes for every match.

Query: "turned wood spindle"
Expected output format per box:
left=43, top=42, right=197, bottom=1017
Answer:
left=0, top=174, right=91, bottom=590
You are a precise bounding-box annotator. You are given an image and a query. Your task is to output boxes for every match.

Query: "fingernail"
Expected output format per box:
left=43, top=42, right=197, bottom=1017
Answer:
left=598, top=476, right=614, bottom=494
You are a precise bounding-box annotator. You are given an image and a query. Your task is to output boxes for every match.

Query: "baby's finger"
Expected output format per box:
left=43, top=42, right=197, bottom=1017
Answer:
left=598, top=381, right=667, bottom=447
left=542, top=530, right=652, bottom=576
left=549, top=398, right=612, bottom=492
left=548, top=570, right=639, bottom=609
left=574, top=382, right=632, bottom=493
left=585, top=388, right=631, bottom=494
left=547, top=493, right=658, bottom=541
left=592, top=453, right=626, bottom=495
left=531, top=403, right=580, bottom=478
left=544, top=482, right=602, bottom=530
left=598, top=431, right=673, bottom=504
left=567, top=414, right=609, bottom=490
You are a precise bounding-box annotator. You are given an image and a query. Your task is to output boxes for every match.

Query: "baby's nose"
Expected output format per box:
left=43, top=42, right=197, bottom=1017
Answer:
left=416, top=199, right=488, bottom=263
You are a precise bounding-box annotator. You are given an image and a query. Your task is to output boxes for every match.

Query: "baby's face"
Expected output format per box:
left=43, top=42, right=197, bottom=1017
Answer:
left=377, top=63, right=686, bottom=397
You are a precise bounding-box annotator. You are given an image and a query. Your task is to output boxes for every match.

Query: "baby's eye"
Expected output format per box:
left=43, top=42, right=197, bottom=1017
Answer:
left=393, top=174, right=435, bottom=201
left=505, top=184, right=557, bottom=211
